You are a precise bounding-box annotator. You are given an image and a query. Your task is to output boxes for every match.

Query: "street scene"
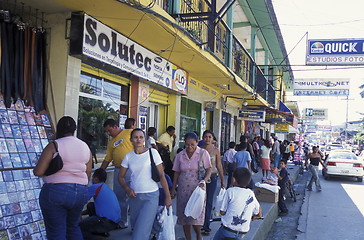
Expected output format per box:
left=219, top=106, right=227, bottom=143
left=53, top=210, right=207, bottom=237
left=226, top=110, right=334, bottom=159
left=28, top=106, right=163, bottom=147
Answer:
left=0, top=0, right=364, bottom=240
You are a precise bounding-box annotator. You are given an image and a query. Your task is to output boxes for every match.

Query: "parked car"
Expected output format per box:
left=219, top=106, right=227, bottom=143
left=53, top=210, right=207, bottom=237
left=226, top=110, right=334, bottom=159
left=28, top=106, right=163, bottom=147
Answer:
left=322, top=150, right=363, bottom=182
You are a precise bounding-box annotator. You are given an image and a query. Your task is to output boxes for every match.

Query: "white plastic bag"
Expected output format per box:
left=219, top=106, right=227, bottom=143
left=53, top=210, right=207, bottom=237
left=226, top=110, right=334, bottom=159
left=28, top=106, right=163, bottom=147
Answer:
left=158, top=207, right=176, bottom=240
left=151, top=206, right=165, bottom=237
left=214, top=188, right=226, bottom=217
left=184, top=185, right=206, bottom=219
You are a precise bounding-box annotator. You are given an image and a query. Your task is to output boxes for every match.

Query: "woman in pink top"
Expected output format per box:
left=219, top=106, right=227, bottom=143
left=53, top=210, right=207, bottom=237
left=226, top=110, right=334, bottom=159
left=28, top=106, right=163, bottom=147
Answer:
left=171, top=132, right=212, bottom=240
left=34, top=116, right=92, bottom=240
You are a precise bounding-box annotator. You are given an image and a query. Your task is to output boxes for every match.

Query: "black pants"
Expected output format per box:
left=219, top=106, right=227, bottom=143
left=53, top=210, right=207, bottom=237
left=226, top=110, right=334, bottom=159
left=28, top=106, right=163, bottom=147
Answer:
left=278, top=183, right=288, bottom=213
left=159, top=150, right=174, bottom=180
left=79, top=203, right=118, bottom=240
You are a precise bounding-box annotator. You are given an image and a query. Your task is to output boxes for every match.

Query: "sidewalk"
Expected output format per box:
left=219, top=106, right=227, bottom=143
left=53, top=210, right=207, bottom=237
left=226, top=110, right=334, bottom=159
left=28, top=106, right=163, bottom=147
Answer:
left=98, top=163, right=300, bottom=240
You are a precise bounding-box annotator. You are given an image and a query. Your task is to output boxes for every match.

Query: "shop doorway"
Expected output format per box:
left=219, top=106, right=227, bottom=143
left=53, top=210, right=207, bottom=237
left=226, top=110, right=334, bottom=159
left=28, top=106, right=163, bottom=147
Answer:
left=221, top=111, right=231, bottom=153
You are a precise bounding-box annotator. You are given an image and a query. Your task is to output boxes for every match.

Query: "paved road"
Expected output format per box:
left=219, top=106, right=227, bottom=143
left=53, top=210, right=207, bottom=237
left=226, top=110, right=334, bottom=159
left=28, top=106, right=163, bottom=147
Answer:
left=296, top=172, right=364, bottom=240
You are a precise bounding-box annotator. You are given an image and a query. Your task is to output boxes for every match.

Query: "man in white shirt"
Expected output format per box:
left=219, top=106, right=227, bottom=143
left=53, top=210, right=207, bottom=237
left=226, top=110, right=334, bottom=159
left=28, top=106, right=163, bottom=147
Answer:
left=213, top=168, right=262, bottom=240
left=223, top=142, right=237, bottom=188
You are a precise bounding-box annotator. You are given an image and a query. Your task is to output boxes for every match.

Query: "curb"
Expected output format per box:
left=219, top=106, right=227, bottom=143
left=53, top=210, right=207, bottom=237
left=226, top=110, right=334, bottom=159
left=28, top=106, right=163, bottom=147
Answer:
left=248, top=164, right=300, bottom=240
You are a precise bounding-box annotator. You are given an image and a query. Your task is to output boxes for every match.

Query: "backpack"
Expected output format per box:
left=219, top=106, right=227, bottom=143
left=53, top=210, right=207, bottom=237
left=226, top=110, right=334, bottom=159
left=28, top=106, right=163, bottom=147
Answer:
left=280, top=144, right=286, bottom=154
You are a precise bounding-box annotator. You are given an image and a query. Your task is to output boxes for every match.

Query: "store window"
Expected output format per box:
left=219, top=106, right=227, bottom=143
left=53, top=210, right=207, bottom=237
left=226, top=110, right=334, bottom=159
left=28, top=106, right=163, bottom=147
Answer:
left=77, top=71, right=129, bottom=156
left=179, top=97, right=201, bottom=148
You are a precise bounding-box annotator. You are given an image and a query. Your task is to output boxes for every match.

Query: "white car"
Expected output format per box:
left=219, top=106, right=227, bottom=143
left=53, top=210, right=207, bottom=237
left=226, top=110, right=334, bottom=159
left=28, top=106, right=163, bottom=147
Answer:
left=324, top=144, right=344, bottom=157
left=322, top=150, right=363, bottom=182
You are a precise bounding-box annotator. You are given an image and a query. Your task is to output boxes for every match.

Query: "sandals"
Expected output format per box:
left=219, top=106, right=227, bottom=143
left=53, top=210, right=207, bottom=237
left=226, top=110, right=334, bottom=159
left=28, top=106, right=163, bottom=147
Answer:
left=202, top=230, right=211, bottom=236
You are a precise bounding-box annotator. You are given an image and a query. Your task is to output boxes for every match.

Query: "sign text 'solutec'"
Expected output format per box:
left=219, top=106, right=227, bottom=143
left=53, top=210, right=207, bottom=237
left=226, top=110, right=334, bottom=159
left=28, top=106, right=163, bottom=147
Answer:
left=69, top=12, right=188, bottom=95
left=306, top=39, right=364, bottom=65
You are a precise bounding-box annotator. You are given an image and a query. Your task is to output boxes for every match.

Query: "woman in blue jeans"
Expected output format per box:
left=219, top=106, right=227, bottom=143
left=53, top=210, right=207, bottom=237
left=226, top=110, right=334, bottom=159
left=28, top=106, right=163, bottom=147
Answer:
left=201, top=130, right=225, bottom=235
left=34, top=116, right=92, bottom=239
left=118, top=128, right=172, bottom=240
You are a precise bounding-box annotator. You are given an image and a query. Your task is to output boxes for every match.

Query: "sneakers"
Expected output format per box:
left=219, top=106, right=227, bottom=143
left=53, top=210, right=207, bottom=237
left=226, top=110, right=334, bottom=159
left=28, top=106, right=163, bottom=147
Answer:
left=92, top=232, right=110, bottom=237
left=202, top=228, right=211, bottom=236
left=117, top=223, right=128, bottom=229
left=279, top=211, right=288, bottom=216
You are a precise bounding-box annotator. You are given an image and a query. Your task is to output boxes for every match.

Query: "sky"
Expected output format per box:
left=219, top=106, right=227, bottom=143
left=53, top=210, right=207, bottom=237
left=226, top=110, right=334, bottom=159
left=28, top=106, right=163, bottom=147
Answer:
left=272, top=0, right=364, bottom=125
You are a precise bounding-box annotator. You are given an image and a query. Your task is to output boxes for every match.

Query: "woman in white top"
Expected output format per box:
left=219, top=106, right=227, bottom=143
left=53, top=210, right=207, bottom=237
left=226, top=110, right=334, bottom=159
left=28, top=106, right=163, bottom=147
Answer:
left=259, top=139, right=272, bottom=181
left=118, top=128, right=171, bottom=240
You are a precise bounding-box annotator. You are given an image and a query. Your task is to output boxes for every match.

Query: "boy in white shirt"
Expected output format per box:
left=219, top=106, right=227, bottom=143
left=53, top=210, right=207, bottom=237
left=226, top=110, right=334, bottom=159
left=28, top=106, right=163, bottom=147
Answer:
left=213, top=168, right=262, bottom=239
left=223, top=141, right=236, bottom=188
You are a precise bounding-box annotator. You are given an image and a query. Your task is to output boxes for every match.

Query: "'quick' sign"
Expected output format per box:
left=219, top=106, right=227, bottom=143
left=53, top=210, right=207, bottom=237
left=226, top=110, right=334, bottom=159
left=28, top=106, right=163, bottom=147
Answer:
left=306, top=39, right=364, bottom=65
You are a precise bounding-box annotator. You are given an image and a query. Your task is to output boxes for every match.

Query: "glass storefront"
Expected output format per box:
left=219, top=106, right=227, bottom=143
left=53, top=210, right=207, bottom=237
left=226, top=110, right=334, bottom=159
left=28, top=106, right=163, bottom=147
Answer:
left=77, top=71, right=129, bottom=155
left=179, top=97, right=202, bottom=148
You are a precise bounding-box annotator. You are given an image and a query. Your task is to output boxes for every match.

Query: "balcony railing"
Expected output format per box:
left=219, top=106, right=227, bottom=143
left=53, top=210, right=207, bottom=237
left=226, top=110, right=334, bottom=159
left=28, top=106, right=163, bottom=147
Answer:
left=167, top=0, right=276, bottom=106
left=170, top=0, right=229, bottom=65
left=232, top=35, right=251, bottom=84
left=155, top=0, right=169, bottom=12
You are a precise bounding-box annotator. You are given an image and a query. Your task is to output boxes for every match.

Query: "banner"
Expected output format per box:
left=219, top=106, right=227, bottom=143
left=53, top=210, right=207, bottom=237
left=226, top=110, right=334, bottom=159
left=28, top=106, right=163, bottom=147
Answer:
left=70, top=13, right=188, bottom=94
left=294, top=78, right=349, bottom=96
left=306, top=39, right=364, bottom=65
left=238, top=110, right=265, bottom=122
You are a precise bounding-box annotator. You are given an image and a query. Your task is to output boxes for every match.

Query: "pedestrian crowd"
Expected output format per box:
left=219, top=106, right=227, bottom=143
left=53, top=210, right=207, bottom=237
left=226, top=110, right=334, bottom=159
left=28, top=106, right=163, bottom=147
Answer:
left=33, top=115, right=321, bottom=240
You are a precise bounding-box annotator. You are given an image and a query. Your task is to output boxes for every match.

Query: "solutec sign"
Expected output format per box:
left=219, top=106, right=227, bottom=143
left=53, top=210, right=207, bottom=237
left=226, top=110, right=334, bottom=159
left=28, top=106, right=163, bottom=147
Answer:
left=69, top=13, right=188, bottom=94
left=306, top=39, right=364, bottom=65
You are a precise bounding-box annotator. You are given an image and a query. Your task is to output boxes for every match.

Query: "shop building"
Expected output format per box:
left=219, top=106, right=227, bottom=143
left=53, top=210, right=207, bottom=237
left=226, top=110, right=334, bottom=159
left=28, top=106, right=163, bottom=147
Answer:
left=0, top=0, right=301, bottom=238
left=5, top=0, right=297, bottom=153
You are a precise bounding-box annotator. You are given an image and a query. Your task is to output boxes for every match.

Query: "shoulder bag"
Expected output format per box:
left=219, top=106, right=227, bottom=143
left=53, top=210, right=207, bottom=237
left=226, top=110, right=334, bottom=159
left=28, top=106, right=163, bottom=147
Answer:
left=44, top=141, right=63, bottom=176
left=149, top=148, right=160, bottom=182
left=198, top=149, right=206, bottom=181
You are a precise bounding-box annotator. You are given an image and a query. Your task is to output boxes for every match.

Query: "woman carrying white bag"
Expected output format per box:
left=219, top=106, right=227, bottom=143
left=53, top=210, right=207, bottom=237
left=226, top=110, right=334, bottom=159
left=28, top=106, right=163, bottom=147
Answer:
left=171, top=132, right=212, bottom=240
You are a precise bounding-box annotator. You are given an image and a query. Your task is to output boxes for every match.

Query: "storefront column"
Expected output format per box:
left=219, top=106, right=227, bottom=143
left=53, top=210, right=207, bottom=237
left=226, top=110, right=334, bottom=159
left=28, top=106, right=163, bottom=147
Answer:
left=47, top=12, right=73, bottom=123
left=169, top=94, right=180, bottom=155
left=64, top=56, right=82, bottom=120
left=129, top=78, right=139, bottom=119
left=213, top=109, right=222, bottom=144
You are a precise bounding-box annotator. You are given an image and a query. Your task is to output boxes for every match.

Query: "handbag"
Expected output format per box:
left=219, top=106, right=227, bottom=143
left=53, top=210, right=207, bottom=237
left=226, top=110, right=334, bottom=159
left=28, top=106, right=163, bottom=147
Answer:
left=198, top=149, right=206, bottom=181
left=149, top=148, right=160, bottom=182
left=44, top=141, right=63, bottom=176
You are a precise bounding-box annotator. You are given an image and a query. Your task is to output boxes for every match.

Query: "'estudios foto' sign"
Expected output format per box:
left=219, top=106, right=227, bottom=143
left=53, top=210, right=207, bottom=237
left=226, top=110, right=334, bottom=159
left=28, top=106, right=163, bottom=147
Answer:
left=69, top=12, right=188, bottom=95
left=306, top=39, right=364, bottom=65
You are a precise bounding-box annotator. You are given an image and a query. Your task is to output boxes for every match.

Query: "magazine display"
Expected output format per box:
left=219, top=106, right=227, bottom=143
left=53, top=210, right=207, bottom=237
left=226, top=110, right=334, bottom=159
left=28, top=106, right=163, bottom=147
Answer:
left=0, top=98, right=53, bottom=239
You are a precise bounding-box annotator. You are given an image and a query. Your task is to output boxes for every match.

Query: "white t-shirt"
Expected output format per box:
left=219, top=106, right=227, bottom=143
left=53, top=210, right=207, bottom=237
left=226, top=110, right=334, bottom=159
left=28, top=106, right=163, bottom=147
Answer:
left=220, top=187, right=260, bottom=232
left=261, top=145, right=271, bottom=159
left=223, top=148, right=236, bottom=163
left=145, top=136, right=156, bottom=148
left=121, top=148, right=162, bottom=193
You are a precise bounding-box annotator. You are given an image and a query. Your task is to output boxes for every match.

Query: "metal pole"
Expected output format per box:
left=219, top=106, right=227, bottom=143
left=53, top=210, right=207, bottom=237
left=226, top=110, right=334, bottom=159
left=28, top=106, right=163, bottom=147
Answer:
left=345, top=95, right=349, bottom=141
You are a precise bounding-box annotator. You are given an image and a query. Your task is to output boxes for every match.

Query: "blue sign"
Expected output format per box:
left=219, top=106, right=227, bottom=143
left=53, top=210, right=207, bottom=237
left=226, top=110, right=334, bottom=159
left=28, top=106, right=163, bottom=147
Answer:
left=306, top=39, right=364, bottom=65
left=238, top=110, right=265, bottom=122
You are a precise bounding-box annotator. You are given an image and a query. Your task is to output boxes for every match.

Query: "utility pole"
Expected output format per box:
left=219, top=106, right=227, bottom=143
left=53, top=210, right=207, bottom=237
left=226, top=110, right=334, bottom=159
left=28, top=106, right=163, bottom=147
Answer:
left=345, top=95, right=349, bottom=142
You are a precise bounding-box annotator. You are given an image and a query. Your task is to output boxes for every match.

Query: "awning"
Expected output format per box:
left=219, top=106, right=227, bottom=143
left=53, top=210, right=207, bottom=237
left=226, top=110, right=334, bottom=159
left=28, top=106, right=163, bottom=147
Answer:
left=265, top=107, right=298, bottom=129
left=279, top=101, right=292, bottom=113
